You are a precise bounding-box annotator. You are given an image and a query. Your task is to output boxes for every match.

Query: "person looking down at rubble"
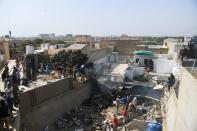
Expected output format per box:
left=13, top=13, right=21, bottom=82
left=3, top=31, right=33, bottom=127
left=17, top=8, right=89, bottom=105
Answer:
left=128, top=102, right=137, bottom=113
left=170, top=73, right=175, bottom=85
left=115, top=97, right=120, bottom=114
left=2, top=63, right=9, bottom=89
left=45, top=64, right=49, bottom=73
left=167, top=77, right=171, bottom=91
left=12, top=66, right=20, bottom=86
left=112, top=114, right=118, bottom=130
left=5, top=83, right=14, bottom=118
left=122, top=107, right=128, bottom=124
left=132, top=97, right=137, bottom=108
left=12, top=68, right=19, bottom=107
left=167, top=73, right=175, bottom=91
left=121, top=96, right=128, bottom=108
left=0, top=91, right=6, bottom=99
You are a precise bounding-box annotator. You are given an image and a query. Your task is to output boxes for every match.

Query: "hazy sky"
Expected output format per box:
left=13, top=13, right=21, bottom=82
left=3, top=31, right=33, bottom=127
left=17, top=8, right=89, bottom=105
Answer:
left=0, top=0, right=197, bottom=37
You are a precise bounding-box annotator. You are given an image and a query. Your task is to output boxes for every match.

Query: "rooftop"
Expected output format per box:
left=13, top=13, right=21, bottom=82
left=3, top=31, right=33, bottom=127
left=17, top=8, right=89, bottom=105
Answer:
left=111, top=64, right=128, bottom=75
left=66, top=44, right=87, bottom=50
left=137, top=45, right=164, bottom=49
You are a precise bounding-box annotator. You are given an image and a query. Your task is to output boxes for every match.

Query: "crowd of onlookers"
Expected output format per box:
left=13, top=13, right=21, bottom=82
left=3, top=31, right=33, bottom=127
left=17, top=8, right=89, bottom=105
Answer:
left=54, top=64, right=87, bottom=81
left=111, top=95, right=138, bottom=130
left=111, top=73, right=175, bottom=130
left=0, top=61, right=21, bottom=131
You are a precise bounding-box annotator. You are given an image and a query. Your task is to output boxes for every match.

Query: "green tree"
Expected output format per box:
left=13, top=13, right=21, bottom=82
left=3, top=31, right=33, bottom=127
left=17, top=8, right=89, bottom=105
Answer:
left=51, top=50, right=88, bottom=69
left=21, top=40, right=34, bottom=47
left=34, top=38, right=43, bottom=47
left=20, top=40, right=34, bottom=52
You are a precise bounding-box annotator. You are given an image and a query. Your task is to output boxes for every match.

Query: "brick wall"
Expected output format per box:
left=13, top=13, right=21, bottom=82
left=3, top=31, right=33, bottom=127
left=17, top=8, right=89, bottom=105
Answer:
left=19, top=77, right=91, bottom=131
left=19, top=77, right=73, bottom=111
left=100, top=40, right=144, bottom=56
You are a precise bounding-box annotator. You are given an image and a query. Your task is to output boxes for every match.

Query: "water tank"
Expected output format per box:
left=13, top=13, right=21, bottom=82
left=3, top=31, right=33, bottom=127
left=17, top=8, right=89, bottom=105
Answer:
left=147, top=122, right=161, bottom=131
left=26, top=45, right=34, bottom=54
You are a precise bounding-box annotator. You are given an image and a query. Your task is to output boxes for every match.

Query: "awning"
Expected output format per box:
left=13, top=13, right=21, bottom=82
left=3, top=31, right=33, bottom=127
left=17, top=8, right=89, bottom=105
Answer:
left=133, top=50, right=153, bottom=56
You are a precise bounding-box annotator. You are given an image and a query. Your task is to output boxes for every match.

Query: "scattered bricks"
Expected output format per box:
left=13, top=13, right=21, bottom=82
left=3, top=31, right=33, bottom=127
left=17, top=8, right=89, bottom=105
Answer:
left=59, top=117, right=68, bottom=123
left=125, top=119, right=146, bottom=131
left=74, top=119, right=81, bottom=127
left=75, top=129, right=83, bottom=131
left=46, top=91, right=161, bottom=131
left=117, top=115, right=124, bottom=125
left=55, top=119, right=66, bottom=129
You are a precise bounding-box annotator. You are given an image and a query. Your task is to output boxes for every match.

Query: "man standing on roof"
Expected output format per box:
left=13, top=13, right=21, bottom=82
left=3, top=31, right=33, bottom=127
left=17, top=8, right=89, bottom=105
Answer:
left=115, top=97, right=120, bottom=114
left=2, top=62, right=9, bottom=89
left=5, top=83, right=14, bottom=118
left=112, top=114, right=118, bottom=131
left=12, top=67, right=19, bottom=107
left=167, top=73, right=175, bottom=91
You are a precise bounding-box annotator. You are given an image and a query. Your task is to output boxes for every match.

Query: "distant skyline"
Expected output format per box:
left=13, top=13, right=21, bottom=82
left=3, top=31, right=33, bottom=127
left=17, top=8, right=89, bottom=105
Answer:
left=0, top=0, right=197, bottom=37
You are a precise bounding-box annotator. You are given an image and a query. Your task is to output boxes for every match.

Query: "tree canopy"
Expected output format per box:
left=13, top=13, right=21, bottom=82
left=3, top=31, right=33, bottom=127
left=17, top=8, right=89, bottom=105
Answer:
left=51, top=50, right=88, bottom=69
left=34, top=38, right=43, bottom=47
left=179, top=37, right=197, bottom=60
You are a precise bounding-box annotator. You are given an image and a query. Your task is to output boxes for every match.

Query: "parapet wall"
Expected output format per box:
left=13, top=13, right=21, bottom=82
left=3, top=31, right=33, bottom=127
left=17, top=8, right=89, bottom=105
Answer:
left=100, top=40, right=143, bottom=56
left=89, top=48, right=109, bottom=62
left=19, top=77, right=91, bottom=131
left=19, top=77, right=73, bottom=111
left=165, top=68, right=197, bottom=131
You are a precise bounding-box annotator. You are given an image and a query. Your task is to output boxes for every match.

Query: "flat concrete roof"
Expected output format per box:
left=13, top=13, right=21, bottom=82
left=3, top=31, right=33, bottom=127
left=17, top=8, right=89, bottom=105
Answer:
left=111, top=64, right=128, bottom=75
left=137, top=45, right=164, bottom=49
left=66, top=44, right=87, bottom=50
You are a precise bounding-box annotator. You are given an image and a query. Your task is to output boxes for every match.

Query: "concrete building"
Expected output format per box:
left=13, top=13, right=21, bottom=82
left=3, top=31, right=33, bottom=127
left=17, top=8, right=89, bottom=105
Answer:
left=162, top=37, right=193, bottom=62
left=40, top=43, right=50, bottom=51
left=163, top=38, right=189, bottom=55
left=38, top=33, right=55, bottom=39
left=100, top=40, right=144, bottom=56
left=65, top=34, right=73, bottom=37
left=9, top=39, right=24, bottom=48
left=0, top=38, right=10, bottom=61
left=110, top=64, right=128, bottom=82
left=47, top=44, right=90, bottom=56
left=100, top=38, right=170, bottom=57
left=137, top=44, right=168, bottom=54
left=120, top=34, right=129, bottom=40
left=76, top=35, right=95, bottom=48
left=66, top=43, right=90, bottom=55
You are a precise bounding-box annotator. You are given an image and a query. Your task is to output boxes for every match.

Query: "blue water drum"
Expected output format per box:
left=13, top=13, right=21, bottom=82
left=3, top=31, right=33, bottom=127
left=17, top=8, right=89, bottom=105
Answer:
left=147, top=122, right=161, bottom=131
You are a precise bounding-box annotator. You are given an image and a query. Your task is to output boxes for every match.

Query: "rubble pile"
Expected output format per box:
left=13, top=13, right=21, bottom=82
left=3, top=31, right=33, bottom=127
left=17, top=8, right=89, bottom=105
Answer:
left=124, top=97, right=162, bottom=131
left=53, top=107, right=100, bottom=130
left=43, top=93, right=162, bottom=131
left=125, top=119, right=146, bottom=131
left=44, top=94, right=112, bottom=131
left=104, top=96, right=162, bottom=131
left=39, top=72, right=60, bottom=81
